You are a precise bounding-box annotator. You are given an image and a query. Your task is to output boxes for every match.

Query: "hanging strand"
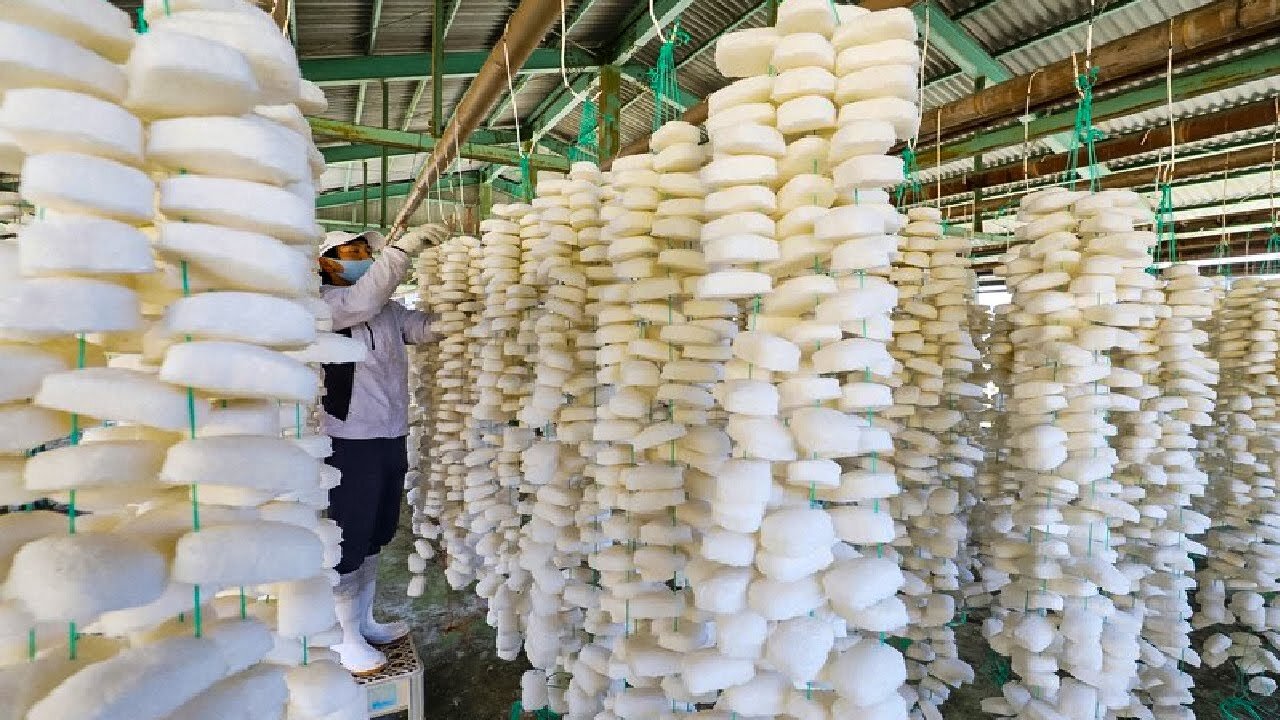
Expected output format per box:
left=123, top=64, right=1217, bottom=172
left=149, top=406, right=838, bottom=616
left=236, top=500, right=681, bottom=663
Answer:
left=648, top=21, right=690, bottom=131
left=1022, top=70, right=1042, bottom=190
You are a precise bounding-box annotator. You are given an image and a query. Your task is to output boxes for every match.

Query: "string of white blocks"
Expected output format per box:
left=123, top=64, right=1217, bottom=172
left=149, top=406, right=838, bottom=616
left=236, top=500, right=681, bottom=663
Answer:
left=0, top=0, right=361, bottom=717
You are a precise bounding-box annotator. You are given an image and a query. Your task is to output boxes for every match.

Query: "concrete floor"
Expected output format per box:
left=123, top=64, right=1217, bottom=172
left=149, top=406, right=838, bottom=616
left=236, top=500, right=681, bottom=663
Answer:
left=374, top=511, right=526, bottom=720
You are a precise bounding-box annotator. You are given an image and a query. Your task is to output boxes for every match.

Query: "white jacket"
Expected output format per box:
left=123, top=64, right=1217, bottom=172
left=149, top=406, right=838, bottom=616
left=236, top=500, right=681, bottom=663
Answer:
left=320, top=247, right=433, bottom=440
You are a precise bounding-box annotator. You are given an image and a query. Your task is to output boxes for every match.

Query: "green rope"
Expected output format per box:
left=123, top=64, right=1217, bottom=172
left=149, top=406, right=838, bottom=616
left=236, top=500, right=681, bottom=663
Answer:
left=647, top=23, right=691, bottom=132
left=569, top=101, right=598, bottom=162
left=895, top=145, right=922, bottom=206
left=1262, top=230, right=1280, bottom=275
left=519, top=154, right=532, bottom=202
left=1151, top=183, right=1176, bottom=270
left=982, top=648, right=1012, bottom=688
left=1066, top=69, right=1104, bottom=191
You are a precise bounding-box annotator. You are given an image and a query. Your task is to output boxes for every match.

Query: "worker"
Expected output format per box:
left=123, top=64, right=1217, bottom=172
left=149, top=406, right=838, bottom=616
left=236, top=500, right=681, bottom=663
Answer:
left=317, top=224, right=448, bottom=674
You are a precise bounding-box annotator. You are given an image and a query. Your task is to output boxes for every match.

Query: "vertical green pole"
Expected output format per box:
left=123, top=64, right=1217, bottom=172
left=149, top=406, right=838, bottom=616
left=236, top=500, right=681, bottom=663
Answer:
left=431, top=0, right=445, bottom=138
left=972, top=76, right=986, bottom=233
left=598, top=65, right=621, bottom=164
left=361, top=160, right=369, bottom=229
left=381, top=79, right=389, bottom=229
left=767, top=0, right=779, bottom=27
left=479, top=180, right=493, bottom=225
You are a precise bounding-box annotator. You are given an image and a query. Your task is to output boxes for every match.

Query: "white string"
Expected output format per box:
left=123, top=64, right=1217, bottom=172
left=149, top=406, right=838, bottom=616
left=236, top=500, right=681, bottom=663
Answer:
left=501, top=32, right=523, bottom=147
left=1163, top=19, right=1177, bottom=183
left=1023, top=69, right=1042, bottom=189
left=909, top=3, right=932, bottom=152
left=648, top=0, right=667, bottom=43
left=559, top=0, right=589, bottom=103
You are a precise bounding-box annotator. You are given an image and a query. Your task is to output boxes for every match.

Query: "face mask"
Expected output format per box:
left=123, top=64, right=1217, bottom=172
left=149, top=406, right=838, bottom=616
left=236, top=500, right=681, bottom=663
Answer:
left=336, top=258, right=373, bottom=283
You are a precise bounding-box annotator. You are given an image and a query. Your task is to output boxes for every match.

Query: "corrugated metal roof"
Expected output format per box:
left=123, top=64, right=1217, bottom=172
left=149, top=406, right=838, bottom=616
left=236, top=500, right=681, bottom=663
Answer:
left=102, top=0, right=1280, bottom=237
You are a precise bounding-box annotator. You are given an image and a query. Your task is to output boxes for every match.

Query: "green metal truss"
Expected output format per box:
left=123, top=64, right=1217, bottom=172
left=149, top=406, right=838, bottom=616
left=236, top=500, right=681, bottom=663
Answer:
left=301, top=47, right=601, bottom=85
left=932, top=47, right=1280, bottom=165
left=309, top=118, right=566, bottom=169
left=317, top=171, right=484, bottom=208
left=526, top=0, right=701, bottom=145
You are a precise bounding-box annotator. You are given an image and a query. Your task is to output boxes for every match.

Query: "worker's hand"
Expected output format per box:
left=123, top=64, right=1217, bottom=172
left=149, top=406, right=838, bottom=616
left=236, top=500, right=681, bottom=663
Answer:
left=418, top=223, right=451, bottom=247
left=390, top=224, right=448, bottom=256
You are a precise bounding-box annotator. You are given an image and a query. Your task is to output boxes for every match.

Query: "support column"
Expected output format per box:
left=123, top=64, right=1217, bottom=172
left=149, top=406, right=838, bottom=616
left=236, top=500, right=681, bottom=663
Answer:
left=431, top=0, right=445, bottom=137
left=598, top=65, right=621, bottom=164
left=381, top=79, right=390, bottom=229
left=478, top=180, right=493, bottom=225
left=971, top=76, right=986, bottom=233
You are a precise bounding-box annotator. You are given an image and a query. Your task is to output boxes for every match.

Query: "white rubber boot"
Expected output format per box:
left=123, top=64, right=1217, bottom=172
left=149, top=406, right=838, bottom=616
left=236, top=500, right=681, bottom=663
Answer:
left=359, top=554, right=410, bottom=644
left=330, top=569, right=387, bottom=675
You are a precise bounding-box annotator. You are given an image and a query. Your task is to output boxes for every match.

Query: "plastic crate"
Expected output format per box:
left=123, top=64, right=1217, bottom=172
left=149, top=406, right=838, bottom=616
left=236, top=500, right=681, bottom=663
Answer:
left=354, top=634, right=424, bottom=720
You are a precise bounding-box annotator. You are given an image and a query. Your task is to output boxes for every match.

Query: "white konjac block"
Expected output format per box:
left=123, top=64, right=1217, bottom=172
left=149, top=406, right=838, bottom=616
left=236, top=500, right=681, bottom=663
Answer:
left=155, top=223, right=314, bottom=297
left=161, top=436, right=321, bottom=492
left=0, top=20, right=128, bottom=102
left=173, top=521, right=325, bottom=585
left=163, top=292, right=317, bottom=348
left=37, top=367, right=209, bottom=431
left=125, top=27, right=261, bottom=118
left=0, top=88, right=143, bottom=164
left=18, top=215, right=154, bottom=276
left=159, top=176, right=316, bottom=244
left=160, top=341, right=319, bottom=402
left=0, top=276, right=141, bottom=338
left=20, top=152, right=155, bottom=224
left=24, top=439, right=166, bottom=491
left=715, top=28, right=780, bottom=78
left=275, top=575, right=338, bottom=638
left=26, top=635, right=229, bottom=720
left=5, top=533, right=168, bottom=623
left=148, top=115, right=309, bottom=186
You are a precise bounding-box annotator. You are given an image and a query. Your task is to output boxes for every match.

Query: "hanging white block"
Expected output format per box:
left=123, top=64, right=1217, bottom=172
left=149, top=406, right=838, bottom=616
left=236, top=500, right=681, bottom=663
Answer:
left=5, top=533, right=167, bottom=623
left=715, top=28, right=781, bottom=78
left=18, top=215, right=153, bottom=276
left=26, top=635, right=228, bottom=720
left=173, top=521, right=325, bottom=585
left=161, top=436, right=321, bottom=492
left=36, top=367, right=209, bottom=431
left=160, top=175, right=316, bottom=244
left=0, top=20, right=127, bottom=102
left=163, top=292, right=316, bottom=348
left=0, top=89, right=142, bottom=164
left=20, top=152, right=155, bottom=224
left=148, top=115, right=308, bottom=186
left=155, top=223, right=313, bottom=298
left=151, top=10, right=301, bottom=105
left=160, top=341, right=318, bottom=402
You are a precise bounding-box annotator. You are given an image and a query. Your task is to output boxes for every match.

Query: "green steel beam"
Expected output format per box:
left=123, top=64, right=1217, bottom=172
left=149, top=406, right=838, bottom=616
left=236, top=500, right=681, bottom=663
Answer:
left=430, top=0, right=445, bottom=136
left=527, top=73, right=595, bottom=145
left=318, top=171, right=483, bottom=208
left=933, top=47, right=1280, bottom=166
left=493, top=177, right=525, bottom=198
left=528, top=0, right=699, bottom=143
left=309, top=118, right=568, bottom=169
left=914, top=1, right=1008, bottom=82
left=402, top=80, right=428, bottom=132
left=301, top=47, right=602, bottom=85
left=539, top=136, right=590, bottom=159
left=484, top=75, right=535, bottom=129
left=323, top=131, right=520, bottom=163
left=618, top=66, right=698, bottom=110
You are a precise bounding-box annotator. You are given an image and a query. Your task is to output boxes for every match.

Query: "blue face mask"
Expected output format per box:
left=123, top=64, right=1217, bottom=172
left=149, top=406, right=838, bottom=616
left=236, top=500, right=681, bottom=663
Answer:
left=336, top=258, right=373, bottom=283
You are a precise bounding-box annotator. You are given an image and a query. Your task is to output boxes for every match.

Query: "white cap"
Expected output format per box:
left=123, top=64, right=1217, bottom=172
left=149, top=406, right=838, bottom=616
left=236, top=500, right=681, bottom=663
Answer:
left=319, top=229, right=385, bottom=256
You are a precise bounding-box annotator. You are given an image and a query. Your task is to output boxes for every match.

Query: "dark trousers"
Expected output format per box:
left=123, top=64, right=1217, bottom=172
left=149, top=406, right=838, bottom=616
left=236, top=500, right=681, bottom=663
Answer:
left=326, top=436, right=408, bottom=575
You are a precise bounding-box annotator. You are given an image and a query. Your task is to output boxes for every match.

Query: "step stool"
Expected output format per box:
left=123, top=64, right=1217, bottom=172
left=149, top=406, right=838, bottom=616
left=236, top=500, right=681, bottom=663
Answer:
left=354, top=634, right=424, bottom=720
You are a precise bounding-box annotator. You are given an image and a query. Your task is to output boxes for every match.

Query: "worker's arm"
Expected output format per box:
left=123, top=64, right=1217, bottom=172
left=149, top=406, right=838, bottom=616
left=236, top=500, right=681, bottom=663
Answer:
left=395, top=301, right=437, bottom=345
left=322, top=247, right=412, bottom=330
